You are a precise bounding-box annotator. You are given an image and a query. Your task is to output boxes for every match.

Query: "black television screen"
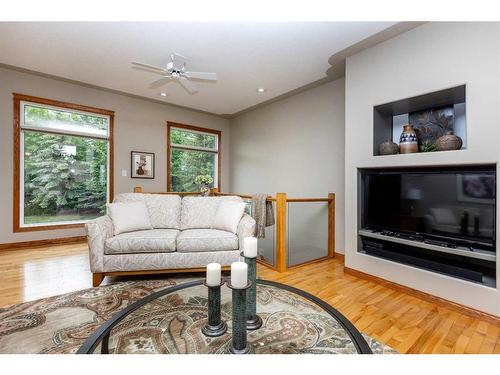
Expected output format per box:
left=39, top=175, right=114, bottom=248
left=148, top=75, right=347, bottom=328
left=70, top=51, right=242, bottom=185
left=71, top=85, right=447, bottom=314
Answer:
left=361, top=166, right=496, bottom=249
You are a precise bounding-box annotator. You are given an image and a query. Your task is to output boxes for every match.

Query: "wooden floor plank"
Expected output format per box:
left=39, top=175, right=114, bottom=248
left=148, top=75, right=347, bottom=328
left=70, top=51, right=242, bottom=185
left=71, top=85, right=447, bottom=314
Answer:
left=478, top=324, right=499, bottom=353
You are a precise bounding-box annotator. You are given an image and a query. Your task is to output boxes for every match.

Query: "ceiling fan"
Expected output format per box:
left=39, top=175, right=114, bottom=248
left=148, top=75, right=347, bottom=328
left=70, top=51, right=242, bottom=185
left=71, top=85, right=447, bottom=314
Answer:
left=132, top=53, right=217, bottom=94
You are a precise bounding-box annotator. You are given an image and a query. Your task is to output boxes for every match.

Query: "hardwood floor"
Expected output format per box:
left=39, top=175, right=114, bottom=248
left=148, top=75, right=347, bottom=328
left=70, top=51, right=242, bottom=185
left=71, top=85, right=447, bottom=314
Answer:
left=0, top=243, right=499, bottom=354
left=0, top=243, right=92, bottom=307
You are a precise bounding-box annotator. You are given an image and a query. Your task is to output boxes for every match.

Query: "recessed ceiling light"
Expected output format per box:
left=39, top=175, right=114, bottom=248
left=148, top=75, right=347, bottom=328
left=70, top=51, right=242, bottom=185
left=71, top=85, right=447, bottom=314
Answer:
left=160, top=92, right=167, bottom=97
left=256, top=88, right=266, bottom=93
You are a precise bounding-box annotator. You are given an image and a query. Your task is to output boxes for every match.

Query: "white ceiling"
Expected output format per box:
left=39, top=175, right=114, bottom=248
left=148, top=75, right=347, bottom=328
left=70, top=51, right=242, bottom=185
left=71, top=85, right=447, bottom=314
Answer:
left=0, top=22, right=396, bottom=115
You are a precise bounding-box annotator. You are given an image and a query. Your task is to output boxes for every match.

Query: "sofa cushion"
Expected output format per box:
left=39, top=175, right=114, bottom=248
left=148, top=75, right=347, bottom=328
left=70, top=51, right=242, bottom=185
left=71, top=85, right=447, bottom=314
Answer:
left=104, top=229, right=179, bottom=255
left=212, top=201, right=247, bottom=234
left=181, top=196, right=243, bottom=230
left=176, top=229, right=239, bottom=253
left=107, top=201, right=153, bottom=235
left=114, top=193, right=181, bottom=229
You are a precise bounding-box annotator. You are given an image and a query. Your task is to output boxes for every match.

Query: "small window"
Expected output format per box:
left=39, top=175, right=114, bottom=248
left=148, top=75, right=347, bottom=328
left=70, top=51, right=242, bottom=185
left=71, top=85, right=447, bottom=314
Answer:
left=14, top=94, right=114, bottom=231
left=167, top=123, right=221, bottom=192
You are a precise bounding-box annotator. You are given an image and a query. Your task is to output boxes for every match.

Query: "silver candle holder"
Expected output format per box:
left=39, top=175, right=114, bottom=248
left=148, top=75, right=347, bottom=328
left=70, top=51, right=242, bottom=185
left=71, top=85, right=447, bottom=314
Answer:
left=201, top=280, right=227, bottom=337
left=242, top=252, right=263, bottom=330
left=226, top=280, right=252, bottom=354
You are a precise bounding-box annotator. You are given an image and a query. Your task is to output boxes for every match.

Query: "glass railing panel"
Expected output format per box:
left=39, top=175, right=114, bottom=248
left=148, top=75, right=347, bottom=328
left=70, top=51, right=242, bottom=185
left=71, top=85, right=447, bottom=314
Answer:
left=245, top=199, right=275, bottom=266
left=258, top=220, right=276, bottom=266
left=286, top=202, right=328, bottom=267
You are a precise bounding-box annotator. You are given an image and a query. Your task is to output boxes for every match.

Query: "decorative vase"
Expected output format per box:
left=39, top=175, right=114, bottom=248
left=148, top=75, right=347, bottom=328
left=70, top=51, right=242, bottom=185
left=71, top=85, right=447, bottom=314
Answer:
left=200, top=183, right=210, bottom=197
left=435, top=131, right=463, bottom=151
left=399, top=124, right=419, bottom=154
left=378, top=140, right=399, bottom=155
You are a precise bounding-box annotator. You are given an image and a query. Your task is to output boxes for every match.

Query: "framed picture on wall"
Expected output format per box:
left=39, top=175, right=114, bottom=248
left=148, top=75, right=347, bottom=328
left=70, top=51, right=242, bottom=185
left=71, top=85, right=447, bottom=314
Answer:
left=131, top=151, right=155, bottom=179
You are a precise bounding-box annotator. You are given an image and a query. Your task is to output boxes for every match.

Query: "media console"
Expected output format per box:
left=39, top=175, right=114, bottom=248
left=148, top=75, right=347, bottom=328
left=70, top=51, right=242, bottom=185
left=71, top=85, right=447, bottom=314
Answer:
left=359, top=229, right=496, bottom=262
left=358, top=229, right=496, bottom=287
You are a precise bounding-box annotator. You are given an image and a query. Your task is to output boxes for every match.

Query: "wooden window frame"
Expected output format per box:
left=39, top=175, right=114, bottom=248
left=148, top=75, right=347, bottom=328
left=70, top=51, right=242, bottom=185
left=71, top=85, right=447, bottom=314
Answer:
left=167, top=121, right=221, bottom=192
left=13, top=93, right=115, bottom=233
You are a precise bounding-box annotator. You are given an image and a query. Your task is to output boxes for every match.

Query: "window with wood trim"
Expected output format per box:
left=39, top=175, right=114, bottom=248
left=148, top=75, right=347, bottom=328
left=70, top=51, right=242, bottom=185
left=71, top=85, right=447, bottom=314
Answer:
left=13, top=94, right=114, bottom=232
left=167, top=122, right=221, bottom=192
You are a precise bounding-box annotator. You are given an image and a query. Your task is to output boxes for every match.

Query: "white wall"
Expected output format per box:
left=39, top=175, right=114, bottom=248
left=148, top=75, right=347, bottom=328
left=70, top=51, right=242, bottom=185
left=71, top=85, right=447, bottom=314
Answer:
left=345, top=22, right=500, bottom=315
left=230, top=78, right=345, bottom=253
left=0, top=67, right=230, bottom=244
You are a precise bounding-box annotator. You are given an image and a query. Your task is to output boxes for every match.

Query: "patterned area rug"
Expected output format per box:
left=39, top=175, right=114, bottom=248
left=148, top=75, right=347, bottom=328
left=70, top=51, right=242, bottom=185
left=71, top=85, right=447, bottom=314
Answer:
left=0, top=277, right=396, bottom=354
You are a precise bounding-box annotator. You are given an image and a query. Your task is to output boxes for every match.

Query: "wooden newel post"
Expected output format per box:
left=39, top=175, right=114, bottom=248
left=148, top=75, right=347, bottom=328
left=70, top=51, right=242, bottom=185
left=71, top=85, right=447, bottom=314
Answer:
left=328, top=193, right=335, bottom=258
left=275, top=192, right=287, bottom=272
left=134, top=186, right=143, bottom=193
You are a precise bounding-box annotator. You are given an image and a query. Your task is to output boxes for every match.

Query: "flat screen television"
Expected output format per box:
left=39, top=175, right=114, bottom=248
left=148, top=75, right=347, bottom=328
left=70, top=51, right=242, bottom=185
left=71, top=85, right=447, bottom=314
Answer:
left=360, top=166, right=496, bottom=251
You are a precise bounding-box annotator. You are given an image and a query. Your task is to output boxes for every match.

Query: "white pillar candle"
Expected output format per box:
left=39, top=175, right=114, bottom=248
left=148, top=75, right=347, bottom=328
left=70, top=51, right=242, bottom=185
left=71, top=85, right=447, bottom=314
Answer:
left=230, top=262, right=248, bottom=289
left=243, top=236, right=258, bottom=258
left=206, top=263, right=222, bottom=286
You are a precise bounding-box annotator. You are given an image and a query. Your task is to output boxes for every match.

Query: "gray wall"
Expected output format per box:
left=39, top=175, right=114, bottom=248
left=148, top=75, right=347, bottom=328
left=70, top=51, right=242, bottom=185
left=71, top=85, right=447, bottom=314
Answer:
left=344, top=22, right=500, bottom=315
left=0, top=67, right=230, bottom=244
left=229, top=78, right=346, bottom=253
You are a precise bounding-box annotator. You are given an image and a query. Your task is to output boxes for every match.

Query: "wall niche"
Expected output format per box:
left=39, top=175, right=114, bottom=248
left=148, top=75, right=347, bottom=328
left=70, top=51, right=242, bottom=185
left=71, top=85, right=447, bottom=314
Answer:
left=373, top=85, right=466, bottom=156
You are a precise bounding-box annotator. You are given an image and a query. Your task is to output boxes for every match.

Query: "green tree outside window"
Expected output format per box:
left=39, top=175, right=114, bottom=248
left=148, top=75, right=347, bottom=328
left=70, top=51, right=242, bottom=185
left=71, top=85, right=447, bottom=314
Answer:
left=21, top=103, right=109, bottom=226
left=170, top=127, right=218, bottom=192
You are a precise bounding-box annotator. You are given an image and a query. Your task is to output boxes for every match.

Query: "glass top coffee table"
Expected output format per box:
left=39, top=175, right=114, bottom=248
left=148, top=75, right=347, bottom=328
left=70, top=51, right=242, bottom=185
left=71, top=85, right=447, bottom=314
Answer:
left=77, top=279, right=373, bottom=354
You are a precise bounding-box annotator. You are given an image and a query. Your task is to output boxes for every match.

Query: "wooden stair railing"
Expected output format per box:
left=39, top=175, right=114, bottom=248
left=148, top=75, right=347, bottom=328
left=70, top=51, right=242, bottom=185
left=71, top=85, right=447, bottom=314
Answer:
left=133, top=186, right=335, bottom=272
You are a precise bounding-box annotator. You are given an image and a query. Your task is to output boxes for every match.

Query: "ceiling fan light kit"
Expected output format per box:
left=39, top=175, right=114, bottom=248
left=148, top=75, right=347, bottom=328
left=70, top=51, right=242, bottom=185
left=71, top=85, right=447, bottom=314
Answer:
left=132, top=53, right=217, bottom=95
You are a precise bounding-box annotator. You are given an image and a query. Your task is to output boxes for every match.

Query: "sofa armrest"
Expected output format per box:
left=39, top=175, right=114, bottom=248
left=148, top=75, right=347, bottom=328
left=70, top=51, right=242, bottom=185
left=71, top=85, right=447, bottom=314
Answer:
left=85, top=215, right=114, bottom=272
left=237, top=213, right=256, bottom=249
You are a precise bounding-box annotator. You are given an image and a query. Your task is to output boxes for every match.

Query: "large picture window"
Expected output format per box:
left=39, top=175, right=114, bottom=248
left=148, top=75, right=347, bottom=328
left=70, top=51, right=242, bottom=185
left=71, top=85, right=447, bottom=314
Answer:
left=167, top=122, right=221, bottom=192
left=13, top=94, right=114, bottom=232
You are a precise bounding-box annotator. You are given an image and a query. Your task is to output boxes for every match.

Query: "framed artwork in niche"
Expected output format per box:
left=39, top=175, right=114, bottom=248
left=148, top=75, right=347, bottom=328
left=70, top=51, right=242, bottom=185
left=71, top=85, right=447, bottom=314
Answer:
left=131, top=151, right=155, bottom=179
left=409, top=106, right=454, bottom=148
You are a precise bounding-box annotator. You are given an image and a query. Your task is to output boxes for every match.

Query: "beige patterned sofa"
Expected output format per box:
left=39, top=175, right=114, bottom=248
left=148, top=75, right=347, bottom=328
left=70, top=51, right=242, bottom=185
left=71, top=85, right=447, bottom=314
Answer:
left=86, top=193, right=256, bottom=286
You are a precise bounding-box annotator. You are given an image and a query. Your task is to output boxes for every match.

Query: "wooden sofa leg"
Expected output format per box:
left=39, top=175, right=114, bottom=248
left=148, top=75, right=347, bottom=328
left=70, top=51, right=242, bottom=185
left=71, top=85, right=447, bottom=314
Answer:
left=92, top=273, right=104, bottom=287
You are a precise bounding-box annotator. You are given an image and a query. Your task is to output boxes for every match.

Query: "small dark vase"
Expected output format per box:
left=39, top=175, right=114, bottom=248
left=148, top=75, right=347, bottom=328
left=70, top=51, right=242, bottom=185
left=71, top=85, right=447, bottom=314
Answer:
left=435, top=131, right=463, bottom=151
left=399, top=124, right=419, bottom=154
left=378, top=140, right=399, bottom=155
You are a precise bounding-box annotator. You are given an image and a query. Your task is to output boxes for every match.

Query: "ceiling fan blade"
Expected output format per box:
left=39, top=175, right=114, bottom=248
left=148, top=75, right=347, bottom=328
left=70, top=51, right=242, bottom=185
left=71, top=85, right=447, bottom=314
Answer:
left=184, top=71, right=217, bottom=81
left=173, top=52, right=187, bottom=59
left=178, top=77, right=198, bottom=94
left=149, top=76, right=172, bottom=89
left=132, top=61, right=166, bottom=72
